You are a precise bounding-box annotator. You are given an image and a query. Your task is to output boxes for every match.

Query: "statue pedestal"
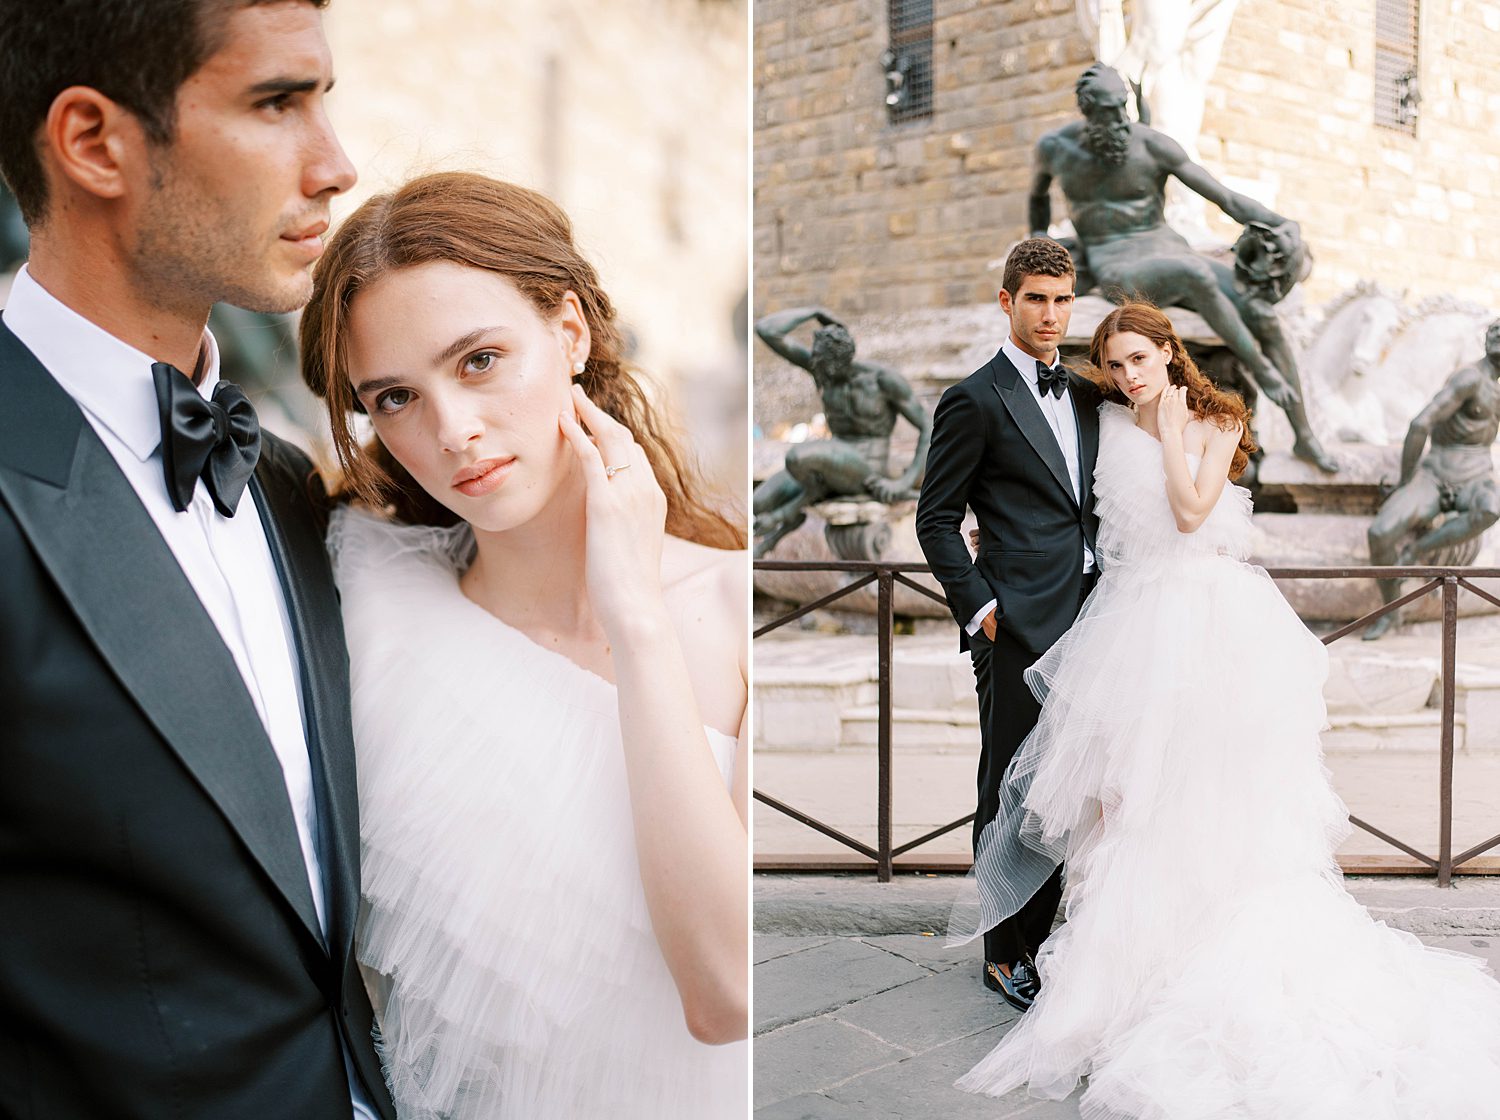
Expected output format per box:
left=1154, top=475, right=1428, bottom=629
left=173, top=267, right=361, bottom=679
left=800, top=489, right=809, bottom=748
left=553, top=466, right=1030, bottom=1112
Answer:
left=813, top=498, right=902, bottom=561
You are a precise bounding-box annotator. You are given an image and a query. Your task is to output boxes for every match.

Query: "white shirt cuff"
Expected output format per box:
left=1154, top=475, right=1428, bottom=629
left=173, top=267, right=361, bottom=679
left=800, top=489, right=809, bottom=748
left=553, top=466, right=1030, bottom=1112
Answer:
left=966, top=599, right=997, bottom=636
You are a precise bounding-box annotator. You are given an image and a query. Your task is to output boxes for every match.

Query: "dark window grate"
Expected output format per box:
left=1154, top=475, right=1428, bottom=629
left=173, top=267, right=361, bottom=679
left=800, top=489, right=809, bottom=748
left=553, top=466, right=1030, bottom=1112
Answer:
left=884, top=0, right=933, bottom=124
left=1374, top=0, right=1420, bottom=135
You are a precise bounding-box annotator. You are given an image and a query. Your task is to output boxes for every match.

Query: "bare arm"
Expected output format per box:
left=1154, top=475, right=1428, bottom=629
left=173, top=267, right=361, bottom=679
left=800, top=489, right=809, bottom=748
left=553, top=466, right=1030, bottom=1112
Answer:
left=561, top=389, right=748, bottom=1045
left=870, top=367, right=932, bottom=497
left=1400, top=371, right=1476, bottom=483
left=1028, top=138, right=1056, bottom=235
left=1159, top=388, right=1240, bottom=533
left=1149, top=131, right=1284, bottom=229
left=755, top=307, right=839, bottom=369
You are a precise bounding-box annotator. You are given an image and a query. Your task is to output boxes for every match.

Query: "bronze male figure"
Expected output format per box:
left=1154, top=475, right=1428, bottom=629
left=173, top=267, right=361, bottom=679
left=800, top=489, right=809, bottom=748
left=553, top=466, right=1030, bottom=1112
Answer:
left=753, top=308, right=931, bottom=557
left=1364, top=319, right=1500, bottom=639
left=1033, top=64, right=1336, bottom=471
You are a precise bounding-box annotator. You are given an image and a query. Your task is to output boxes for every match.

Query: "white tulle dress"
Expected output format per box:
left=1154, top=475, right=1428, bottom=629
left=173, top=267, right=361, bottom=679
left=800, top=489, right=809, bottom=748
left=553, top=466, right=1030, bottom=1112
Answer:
left=950, top=402, right=1500, bottom=1119
left=328, top=507, right=747, bottom=1120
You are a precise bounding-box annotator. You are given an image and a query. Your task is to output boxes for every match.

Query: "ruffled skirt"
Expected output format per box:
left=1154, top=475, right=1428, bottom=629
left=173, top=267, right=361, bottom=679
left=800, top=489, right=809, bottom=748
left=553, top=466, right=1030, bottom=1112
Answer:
left=952, top=555, right=1500, bottom=1118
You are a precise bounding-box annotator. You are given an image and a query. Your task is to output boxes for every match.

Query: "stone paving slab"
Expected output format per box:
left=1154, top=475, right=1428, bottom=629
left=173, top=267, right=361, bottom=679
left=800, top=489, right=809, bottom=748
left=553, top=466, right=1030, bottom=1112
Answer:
left=754, top=929, right=1500, bottom=1118
left=754, top=936, right=931, bottom=1033
left=754, top=1014, right=913, bottom=1110
left=756, top=935, right=833, bottom=965
left=834, top=960, right=1020, bottom=1053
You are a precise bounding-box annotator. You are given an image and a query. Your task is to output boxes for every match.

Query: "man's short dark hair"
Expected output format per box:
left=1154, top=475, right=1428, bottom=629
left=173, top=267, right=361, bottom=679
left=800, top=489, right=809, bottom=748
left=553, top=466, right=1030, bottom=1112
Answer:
left=1001, top=238, right=1076, bottom=298
left=0, top=0, right=330, bottom=226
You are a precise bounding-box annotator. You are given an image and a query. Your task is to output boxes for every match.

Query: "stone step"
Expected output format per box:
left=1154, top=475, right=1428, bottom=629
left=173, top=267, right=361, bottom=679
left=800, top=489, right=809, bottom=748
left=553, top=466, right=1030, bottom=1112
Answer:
left=1323, top=710, right=1468, bottom=752
left=750, top=653, right=876, bottom=758
left=754, top=632, right=1495, bottom=751
left=834, top=705, right=1475, bottom=755
left=1458, top=671, right=1500, bottom=752
left=840, top=705, right=979, bottom=753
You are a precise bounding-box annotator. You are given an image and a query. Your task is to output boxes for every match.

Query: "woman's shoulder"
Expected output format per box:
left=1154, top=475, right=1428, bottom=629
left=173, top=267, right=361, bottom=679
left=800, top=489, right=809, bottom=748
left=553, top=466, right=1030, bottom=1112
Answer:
left=1189, top=413, right=1244, bottom=446
left=662, top=537, right=749, bottom=693
left=662, top=537, right=748, bottom=611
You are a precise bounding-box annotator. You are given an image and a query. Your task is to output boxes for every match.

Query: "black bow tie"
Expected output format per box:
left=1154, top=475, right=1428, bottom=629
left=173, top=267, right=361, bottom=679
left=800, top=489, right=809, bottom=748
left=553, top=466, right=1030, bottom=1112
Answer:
left=1036, top=359, right=1067, bottom=399
left=152, top=362, right=262, bottom=516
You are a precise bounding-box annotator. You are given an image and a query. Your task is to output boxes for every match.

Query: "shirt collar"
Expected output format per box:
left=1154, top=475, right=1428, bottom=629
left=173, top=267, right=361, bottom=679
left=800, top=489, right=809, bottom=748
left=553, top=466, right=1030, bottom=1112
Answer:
left=1002, top=337, right=1060, bottom=389
left=3, top=264, right=222, bottom=463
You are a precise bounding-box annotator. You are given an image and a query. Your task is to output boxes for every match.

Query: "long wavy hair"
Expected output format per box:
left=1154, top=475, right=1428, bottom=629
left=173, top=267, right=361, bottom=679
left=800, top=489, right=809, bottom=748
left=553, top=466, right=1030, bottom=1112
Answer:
left=299, top=171, right=745, bottom=549
left=1087, top=302, right=1257, bottom=480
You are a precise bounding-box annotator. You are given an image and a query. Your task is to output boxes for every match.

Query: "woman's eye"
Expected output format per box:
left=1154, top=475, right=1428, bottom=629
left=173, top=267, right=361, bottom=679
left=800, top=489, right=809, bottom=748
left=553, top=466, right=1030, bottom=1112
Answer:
left=376, top=388, right=413, bottom=414
left=463, top=351, right=497, bottom=374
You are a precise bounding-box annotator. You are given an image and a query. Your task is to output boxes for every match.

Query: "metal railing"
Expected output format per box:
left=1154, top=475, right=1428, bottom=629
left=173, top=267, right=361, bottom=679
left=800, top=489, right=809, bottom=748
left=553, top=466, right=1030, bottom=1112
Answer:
left=753, top=561, right=1500, bottom=885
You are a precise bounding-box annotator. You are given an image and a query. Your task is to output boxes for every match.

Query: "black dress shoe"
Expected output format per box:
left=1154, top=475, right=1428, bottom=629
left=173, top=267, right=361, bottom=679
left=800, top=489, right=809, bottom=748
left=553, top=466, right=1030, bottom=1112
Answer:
left=984, top=957, right=1041, bottom=1012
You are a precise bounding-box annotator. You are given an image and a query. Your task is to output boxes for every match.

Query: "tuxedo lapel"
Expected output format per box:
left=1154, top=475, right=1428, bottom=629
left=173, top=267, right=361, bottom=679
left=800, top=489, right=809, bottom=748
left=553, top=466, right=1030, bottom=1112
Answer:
left=0, top=325, right=325, bottom=947
left=250, top=460, right=359, bottom=960
left=1072, top=375, right=1100, bottom=511
left=989, top=350, right=1078, bottom=509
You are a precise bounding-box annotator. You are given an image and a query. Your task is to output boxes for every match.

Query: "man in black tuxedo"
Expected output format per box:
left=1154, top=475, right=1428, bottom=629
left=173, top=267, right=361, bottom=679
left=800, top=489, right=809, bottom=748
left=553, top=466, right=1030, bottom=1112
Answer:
left=915, top=238, right=1100, bottom=1011
left=0, top=3, right=396, bottom=1117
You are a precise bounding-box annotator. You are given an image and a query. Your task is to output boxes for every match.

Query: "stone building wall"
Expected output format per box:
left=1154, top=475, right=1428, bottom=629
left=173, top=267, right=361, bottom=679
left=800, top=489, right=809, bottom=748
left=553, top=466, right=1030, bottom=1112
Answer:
left=754, top=0, right=1093, bottom=318
left=325, top=0, right=749, bottom=494
left=754, top=0, right=1500, bottom=328
left=1201, top=0, right=1500, bottom=309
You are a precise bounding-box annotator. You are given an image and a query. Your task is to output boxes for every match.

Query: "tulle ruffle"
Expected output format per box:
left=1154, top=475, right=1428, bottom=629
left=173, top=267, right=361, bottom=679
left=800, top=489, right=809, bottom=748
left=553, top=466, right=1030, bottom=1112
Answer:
left=949, top=405, right=1500, bottom=1116
left=330, top=507, right=745, bottom=1120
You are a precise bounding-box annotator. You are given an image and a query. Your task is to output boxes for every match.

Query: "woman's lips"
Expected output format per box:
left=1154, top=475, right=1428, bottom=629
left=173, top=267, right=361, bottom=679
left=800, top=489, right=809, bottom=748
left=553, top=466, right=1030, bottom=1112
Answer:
left=452, top=457, right=515, bottom=497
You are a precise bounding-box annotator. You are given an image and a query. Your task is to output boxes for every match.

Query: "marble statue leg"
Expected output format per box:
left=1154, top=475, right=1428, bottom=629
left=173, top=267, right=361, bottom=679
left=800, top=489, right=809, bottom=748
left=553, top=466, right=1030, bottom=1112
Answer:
left=1399, top=479, right=1500, bottom=561
left=753, top=471, right=808, bottom=558
left=1099, top=255, right=1297, bottom=412
left=1237, top=293, right=1338, bottom=472
left=753, top=441, right=883, bottom=558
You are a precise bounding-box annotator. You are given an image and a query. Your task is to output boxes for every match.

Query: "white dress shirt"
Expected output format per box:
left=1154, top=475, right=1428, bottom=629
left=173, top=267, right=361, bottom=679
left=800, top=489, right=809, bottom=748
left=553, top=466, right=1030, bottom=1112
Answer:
left=4, top=266, right=377, bottom=1120
left=966, top=337, right=1096, bottom=637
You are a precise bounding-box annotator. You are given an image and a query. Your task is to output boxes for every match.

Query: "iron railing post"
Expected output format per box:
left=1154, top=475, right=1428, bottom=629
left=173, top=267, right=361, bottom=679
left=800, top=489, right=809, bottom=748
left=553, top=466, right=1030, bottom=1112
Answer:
left=877, top=569, right=894, bottom=882
left=1438, top=576, right=1458, bottom=887
left=751, top=562, right=1500, bottom=881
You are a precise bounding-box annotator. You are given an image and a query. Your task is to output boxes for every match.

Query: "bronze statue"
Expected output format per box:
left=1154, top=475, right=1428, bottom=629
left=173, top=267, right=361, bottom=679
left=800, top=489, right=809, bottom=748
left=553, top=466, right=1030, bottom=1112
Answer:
left=1033, top=63, right=1336, bottom=472
left=1364, top=319, right=1500, bottom=639
left=753, top=308, right=931, bottom=558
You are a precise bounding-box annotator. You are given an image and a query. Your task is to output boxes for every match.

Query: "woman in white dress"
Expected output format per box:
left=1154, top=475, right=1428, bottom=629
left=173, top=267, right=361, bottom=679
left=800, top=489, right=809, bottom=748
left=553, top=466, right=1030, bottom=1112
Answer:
left=298, top=171, right=748, bottom=1119
left=951, top=302, right=1500, bottom=1118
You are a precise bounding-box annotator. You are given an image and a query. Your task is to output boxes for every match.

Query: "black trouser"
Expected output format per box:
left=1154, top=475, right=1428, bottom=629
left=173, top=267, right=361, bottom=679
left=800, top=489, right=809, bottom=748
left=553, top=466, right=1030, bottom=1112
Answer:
left=970, top=574, right=1095, bottom=966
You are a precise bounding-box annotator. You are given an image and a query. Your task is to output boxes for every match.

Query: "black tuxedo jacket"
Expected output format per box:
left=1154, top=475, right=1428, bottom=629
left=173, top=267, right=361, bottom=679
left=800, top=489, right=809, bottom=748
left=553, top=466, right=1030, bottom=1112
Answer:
left=0, top=323, right=396, bottom=1120
left=915, top=348, right=1101, bottom=656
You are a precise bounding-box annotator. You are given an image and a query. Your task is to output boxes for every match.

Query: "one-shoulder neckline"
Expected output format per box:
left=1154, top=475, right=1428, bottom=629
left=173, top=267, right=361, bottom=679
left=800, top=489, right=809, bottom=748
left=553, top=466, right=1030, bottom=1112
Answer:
left=1103, top=402, right=1202, bottom=462
left=447, top=568, right=741, bottom=744
left=332, top=505, right=742, bottom=744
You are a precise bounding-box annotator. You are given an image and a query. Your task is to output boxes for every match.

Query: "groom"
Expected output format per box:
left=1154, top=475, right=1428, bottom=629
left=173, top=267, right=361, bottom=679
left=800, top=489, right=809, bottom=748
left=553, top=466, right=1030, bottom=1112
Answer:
left=916, top=238, right=1100, bottom=1011
left=0, top=3, right=396, bottom=1117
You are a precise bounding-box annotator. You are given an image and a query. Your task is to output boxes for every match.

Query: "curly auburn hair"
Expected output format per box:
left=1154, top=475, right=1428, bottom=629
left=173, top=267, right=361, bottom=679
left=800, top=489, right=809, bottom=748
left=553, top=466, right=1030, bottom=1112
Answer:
left=1087, top=301, right=1258, bottom=481
left=299, top=171, right=744, bottom=550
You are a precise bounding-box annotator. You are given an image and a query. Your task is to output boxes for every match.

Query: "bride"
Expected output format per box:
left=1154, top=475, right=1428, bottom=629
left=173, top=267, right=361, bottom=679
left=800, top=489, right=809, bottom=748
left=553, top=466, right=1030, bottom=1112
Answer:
left=298, top=171, right=748, bottom=1118
left=951, top=301, right=1500, bottom=1117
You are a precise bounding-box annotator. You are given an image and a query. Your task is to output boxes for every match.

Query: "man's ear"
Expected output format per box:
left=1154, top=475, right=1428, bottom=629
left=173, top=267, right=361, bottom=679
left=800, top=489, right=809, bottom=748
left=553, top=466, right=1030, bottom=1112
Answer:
left=997, top=288, right=1013, bottom=316
left=42, top=86, right=147, bottom=204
